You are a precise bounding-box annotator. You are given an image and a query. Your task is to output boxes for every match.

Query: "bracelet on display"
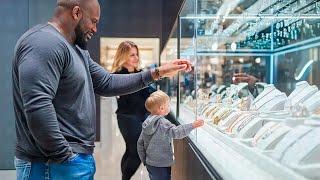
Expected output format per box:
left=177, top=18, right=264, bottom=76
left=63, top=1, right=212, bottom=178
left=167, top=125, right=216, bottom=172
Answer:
left=252, top=122, right=281, bottom=146
left=228, top=113, right=252, bottom=133
left=236, top=115, right=256, bottom=134
left=207, top=106, right=220, bottom=119
left=212, top=108, right=232, bottom=124
left=203, top=104, right=219, bottom=117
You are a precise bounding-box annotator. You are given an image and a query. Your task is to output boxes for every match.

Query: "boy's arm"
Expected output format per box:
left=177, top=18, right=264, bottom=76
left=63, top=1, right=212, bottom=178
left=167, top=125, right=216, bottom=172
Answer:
left=137, top=133, right=146, bottom=165
left=160, top=118, right=194, bottom=139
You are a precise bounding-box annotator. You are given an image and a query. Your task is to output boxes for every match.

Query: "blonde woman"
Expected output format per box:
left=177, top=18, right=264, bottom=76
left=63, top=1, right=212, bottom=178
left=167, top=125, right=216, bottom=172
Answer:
left=111, top=41, right=156, bottom=180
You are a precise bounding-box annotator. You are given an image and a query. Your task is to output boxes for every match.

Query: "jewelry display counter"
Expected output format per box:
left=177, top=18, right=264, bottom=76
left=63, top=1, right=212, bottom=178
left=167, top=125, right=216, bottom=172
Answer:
left=161, top=1, right=320, bottom=179
left=176, top=81, right=320, bottom=180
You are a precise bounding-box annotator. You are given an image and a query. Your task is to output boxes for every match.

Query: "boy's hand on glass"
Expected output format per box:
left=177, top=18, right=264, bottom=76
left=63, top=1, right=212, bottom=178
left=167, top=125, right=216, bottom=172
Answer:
left=192, top=119, right=204, bottom=128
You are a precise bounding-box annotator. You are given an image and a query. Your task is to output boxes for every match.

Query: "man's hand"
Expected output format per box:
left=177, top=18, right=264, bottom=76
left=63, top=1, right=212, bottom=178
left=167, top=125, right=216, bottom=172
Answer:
left=232, top=73, right=258, bottom=87
left=152, top=59, right=192, bottom=80
left=192, top=119, right=204, bottom=128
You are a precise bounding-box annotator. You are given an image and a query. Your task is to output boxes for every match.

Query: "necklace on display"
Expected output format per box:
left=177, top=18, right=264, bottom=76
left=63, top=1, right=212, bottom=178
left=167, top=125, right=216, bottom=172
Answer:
left=292, top=85, right=317, bottom=105
left=273, top=126, right=313, bottom=162
left=256, top=93, right=287, bottom=111
left=253, top=85, right=276, bottom=105
left=286, top=83, right=310, bottom=108
left=253, top=122, right=281, bottom=146
left=253, top=90, right=282, bottom=110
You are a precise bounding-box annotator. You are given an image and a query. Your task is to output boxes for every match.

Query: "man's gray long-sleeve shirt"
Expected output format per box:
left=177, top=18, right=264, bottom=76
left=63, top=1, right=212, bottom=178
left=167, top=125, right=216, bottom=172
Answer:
left=12, top=24, right=154, bottom=163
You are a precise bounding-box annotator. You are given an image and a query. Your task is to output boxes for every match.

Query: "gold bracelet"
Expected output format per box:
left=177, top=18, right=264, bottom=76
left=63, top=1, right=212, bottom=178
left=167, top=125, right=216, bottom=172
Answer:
left=204, top=104, right=219, bottom=117
left=207, top=105, right=221, bottom=118
left=212, top=108, right=231, bottom=124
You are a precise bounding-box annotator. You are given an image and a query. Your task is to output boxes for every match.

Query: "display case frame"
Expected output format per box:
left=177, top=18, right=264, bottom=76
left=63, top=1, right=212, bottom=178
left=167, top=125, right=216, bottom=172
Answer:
left=160, top=0, right=320, bottom=179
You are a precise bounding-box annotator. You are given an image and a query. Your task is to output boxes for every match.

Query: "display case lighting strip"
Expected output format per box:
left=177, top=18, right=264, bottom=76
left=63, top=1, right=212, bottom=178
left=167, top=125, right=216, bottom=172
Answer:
left=180, top=14, right=320, bottom=20
left=273, top=41, right=320, bottom=56
left=195, top=52, right=271, bottom=57
left=274, top=36, right=320, bottom=53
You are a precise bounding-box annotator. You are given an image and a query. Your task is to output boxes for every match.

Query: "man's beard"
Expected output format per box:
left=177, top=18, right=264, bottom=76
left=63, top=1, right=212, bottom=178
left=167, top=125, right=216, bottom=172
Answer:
left=74, top=21, right=87, bottom=50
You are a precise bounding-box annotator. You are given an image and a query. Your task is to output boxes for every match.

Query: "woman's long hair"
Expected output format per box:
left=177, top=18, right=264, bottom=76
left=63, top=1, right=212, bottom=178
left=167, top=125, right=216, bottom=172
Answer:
left=111, top=41, right=140, bottom=73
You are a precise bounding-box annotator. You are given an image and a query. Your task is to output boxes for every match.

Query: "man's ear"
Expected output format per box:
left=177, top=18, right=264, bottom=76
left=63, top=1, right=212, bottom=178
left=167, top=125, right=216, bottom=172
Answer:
left=72, top=6, right=83, bottom=21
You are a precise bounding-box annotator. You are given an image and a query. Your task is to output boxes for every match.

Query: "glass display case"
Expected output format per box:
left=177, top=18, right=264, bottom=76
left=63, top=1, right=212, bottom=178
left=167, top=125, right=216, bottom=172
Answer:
left=161, top=0, right=320, bottom=179
left=161, top=23, right=179, bottom=115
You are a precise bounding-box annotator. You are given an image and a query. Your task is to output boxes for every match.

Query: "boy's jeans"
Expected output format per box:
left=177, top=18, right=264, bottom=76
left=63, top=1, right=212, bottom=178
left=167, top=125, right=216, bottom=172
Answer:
left=14, top=153, right=95, bottom=180
left=146, top=165, right=171, bottom=180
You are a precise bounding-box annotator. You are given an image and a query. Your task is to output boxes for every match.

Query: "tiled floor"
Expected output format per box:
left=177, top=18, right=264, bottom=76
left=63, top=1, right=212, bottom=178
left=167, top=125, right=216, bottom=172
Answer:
left=94, top=97, right=149, bottom=180
left=0, top=171, right=15, bottom=180
left=0, top=97, right=149, bottom=180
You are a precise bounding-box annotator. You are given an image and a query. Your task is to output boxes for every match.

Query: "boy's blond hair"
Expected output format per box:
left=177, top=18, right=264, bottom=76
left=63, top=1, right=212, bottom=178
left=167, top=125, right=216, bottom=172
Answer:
left=145, top=90, right=170, bottom=113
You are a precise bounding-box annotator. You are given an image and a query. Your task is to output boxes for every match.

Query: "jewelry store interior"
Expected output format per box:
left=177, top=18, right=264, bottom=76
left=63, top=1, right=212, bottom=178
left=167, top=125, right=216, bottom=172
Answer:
left=161, top=0, right=320, bottom=179
left=2, top=0, right=320, bottom=179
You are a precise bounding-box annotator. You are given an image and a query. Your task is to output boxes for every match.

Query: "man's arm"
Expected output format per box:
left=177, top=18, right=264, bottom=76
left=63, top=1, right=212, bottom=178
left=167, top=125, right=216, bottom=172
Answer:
left=18, top=41, right=72, bottom=163
left=89, top=59, right=154, bottom=97
left=88, top=55, right=191, bottom=97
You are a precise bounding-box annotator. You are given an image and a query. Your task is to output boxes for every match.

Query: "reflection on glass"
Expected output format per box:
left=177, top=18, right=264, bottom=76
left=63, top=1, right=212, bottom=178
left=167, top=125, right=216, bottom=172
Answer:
left=275, top=46, right=320, bottom=94
left=179, top=55, right=267, bottom=111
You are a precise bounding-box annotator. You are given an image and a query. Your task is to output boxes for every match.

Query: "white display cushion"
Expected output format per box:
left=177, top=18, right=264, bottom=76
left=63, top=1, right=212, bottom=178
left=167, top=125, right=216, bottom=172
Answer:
left=284, top=117, right=307, bottom=128
left=227, top=113, right=253, bottom=134
left=290, top=85, right=318, bottom=106
left=303, top=91, right=320, bottom=112
left=281, top=127, right=320, bottom=166
left=253, top=84, right=276, bottom=105
left=252, top=87, right=283, bottom=110
left=253, top=91, right=284, bottom=110
left=237, top=117, right=265, bottom=139
left=259, top=110, right=290, bottom=119
left=253, top=122, right=279, bottom=146
left=271, top=125, right=314, bottom=161
left=305, top=116, right=320, bottom=126
left=253, top=122, right=291, bottom=150
left=288, top=81, right=309, bottom=100
left=182, top=107, right=309, bottom=180
left=291, top=164, right=320, bottom=179
left=259, top=93, right=287, bottom=111
left=232, top=114, right=257, bottom=135
left=256, top=125, right=291, bottom=150
left=267, top=98, right=287, bottom=111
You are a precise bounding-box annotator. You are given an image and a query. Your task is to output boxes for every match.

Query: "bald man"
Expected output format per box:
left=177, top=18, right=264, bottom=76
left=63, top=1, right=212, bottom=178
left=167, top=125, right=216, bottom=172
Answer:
left=12, top=0, right=191, bottom=179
